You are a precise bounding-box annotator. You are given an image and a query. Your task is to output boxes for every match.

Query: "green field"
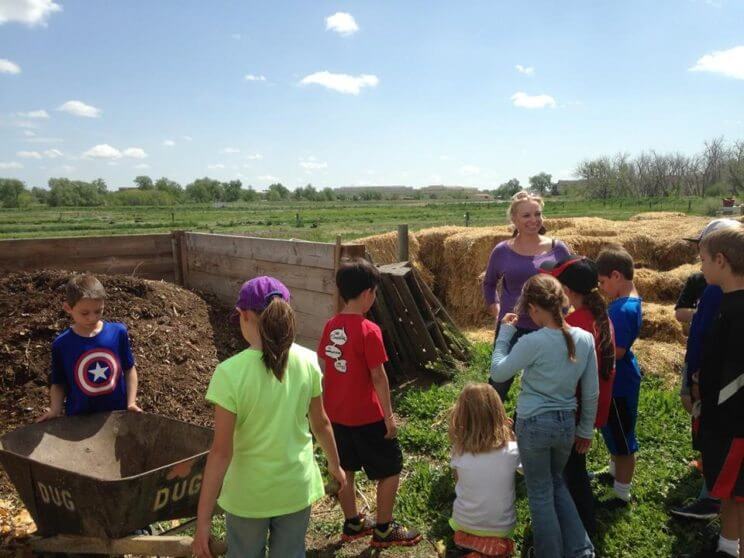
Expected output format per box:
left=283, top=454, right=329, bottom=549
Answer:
left=0, top=197, right=709, bottom=241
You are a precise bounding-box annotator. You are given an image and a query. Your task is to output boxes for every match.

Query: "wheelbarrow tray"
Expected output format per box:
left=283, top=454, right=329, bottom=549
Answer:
left=0, top=411, right=213, bottom=538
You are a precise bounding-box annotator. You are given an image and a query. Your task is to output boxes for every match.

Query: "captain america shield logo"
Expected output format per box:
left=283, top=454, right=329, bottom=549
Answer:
left=73, top=349, right=121, bottom=396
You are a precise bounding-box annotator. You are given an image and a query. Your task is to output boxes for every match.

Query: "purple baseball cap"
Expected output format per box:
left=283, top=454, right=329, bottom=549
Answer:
left=235, top=276, right=291, bottom=314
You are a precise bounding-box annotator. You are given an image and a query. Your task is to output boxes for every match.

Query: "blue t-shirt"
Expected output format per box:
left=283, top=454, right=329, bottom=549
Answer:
left=685, top=285, right=723, bottom=385
left=51, top=321, right=135, bottom=416
left=608, top=297, right=642, bottom=397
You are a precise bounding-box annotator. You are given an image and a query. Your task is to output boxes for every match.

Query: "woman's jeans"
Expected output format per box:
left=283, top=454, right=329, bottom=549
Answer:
left=489, top=325, right=535, bottom=401
left=516, top=411, right=594, bottom=558
left=225, top=506, right=311, bottom=558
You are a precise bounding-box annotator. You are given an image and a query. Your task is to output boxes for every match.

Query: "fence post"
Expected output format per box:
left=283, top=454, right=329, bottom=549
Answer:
left=688, top=199, right=692, bottom=213
left=296, top=212, right=301, bottom=227
left=172, top=230, right=189, bottom=288
left=464, top=211, right=470, bottom=227
left=397, top=224, right=409, bottom=262
left=333, top=235, right=342, bottom=313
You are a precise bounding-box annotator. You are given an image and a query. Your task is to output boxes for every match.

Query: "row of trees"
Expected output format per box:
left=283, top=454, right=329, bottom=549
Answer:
left=576, top=137, right=744, bottom=199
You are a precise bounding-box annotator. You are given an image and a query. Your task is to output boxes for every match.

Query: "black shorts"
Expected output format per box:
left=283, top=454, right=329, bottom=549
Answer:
left=332, top=421, right=403, bottom=481
left=700, top=429, right=744, bottom=501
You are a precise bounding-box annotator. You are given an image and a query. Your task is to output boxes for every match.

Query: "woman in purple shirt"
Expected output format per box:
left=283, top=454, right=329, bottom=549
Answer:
left=483, top=191, right=571, bottom=400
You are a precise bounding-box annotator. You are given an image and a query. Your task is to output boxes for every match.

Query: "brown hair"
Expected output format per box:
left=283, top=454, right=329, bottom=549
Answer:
left=596, top=247, right=635, bottom=280
left=508, top=190, right=547, bottom=236
left=449, top=383, right=513, bottom=456
left=65, top=274, right=106, bottom=307
left=517, top=274, right=576, bottom=361
left=581, top=290, right=615, bottom=380
left=700, top=227, right=744, bottom=275
left=258, top=297, right=296, bottom=381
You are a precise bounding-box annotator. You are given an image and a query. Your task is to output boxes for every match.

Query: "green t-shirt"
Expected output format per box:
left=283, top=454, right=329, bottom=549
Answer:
left=206, top=343, right=324, bottom=518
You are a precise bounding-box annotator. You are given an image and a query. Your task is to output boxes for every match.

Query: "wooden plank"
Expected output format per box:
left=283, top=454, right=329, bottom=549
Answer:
left=378, top=273, right=428, bottom=363
left=339, top=243, right=366, bottom=260
left=0, top=254, right=175, bottom=280
left=185, top=233, right=337, bottom=270
left=404, top=270, right=450, bottom=355
left=390, top=273, right=438, bottom=361
left=187, top=250, right=336, bottom=295
left=172, top=230, right=189, bottom=287
left=29, top=534, right=227, bottom=556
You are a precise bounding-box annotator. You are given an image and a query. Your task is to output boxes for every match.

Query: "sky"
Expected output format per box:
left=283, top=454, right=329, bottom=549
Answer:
left=1, top=0, right=743, bottom=191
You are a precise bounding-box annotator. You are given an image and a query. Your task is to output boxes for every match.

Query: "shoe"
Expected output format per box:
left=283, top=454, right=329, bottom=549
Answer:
left=670, top=498, right=721, bottom=520
left=598, top=496, right=630, bottom=510
left=589, top=470, right=615, bottom=486
left=340, top=514, right=374, bottom=542
left=370, top=520, right=422, bottom=548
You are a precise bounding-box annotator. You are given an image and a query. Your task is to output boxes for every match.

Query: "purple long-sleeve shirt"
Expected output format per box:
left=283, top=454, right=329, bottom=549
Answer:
left=482, top=239, right=571, bottom=329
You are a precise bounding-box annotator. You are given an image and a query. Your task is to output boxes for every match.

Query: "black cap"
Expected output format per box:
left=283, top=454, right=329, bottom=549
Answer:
left=540, top=256, right=599, bottom=295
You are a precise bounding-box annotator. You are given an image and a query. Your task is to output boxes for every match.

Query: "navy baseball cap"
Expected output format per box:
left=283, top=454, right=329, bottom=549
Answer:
left=540, top=256, right=599, bottom=295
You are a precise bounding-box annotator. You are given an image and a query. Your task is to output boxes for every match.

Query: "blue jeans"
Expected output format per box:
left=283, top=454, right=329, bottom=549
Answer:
left=225, top=506, right=311, bottom=558
left=516, top=411, right=594, bottom=558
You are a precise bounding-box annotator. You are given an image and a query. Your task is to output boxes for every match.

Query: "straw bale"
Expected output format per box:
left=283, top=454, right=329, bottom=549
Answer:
left=639, top=302, right=686, bottom=344
left=355, top=231, right=434, bottom=286
left=634, top=339, right=684, bottom=388
left=416, top=226, right=468, bottom=295
left=629, top=211, right=687, bottom=221
left=546, top=217, right=621, bottom=237
left=635, top=264, right=700, bottom=303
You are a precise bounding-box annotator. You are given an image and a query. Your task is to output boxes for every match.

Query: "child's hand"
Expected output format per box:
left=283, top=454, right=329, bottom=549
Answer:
left=36, top=407, right=63, bottom=423
left=127, top=403, right=143, bottom=413
left=574, top=436, right=591, bottom=454
left=191, top=524, right=214, bottom=558
left=384, top=415, right=398, bottom=439
left=328, top=463, right=347, bottom=494
left=501, top=313, right=518, bottom=326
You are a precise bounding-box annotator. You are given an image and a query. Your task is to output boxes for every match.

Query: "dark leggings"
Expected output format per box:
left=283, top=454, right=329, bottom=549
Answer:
left=563, top=446, right=596, bottom=536
left=488, top=325, right=536, bottom=402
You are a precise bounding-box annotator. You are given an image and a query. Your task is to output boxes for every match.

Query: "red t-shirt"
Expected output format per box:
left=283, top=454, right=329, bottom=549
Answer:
left=317, top=314, right=388, bottom=426
left=567, top=308, right=616, bottom=428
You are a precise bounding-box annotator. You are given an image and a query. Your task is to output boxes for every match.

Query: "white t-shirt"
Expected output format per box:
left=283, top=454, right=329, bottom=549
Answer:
left=450, top=441, right=521, bottom=536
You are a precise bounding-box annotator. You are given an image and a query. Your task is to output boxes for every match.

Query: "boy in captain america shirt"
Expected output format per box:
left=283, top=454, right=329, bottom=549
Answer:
left=37, top=273, right=140, bottom=421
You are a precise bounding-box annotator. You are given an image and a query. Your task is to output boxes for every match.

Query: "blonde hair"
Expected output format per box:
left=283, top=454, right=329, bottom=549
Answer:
left=517, top=274, right=576, bottom=361
left=700, top=226, right=744, bottom=275
left=258, top=297, right=296, bottom=381
left=508, top=190, right=546, bottom=236
left=449, top=383, right=513, bottom=456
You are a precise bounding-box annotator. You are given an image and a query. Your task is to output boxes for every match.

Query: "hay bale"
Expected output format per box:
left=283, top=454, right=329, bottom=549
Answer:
left=356, top=231, right=434, bottom=286
left=546, top=217, right=621, bottom=237
left=416, top=226, right=468, bottom=295
left=639, top=302, right=686, bottom=344
left=629, top=211, right=687, bottom=221
left=635, top=264, right=700, bottom=303
left=634, top=339, right=684, bottom=388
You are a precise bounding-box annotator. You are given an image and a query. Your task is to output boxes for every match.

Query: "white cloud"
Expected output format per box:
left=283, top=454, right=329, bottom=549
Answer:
left=0, top=161, right=22, bottom=169
left=244, top=74, right=266, bottom=82
left=0, top=0, right=61, bottom=26
left=83, top=144, right=122, bottom=159
left=515, top=64, right=535, bottom=76
left=23, top=130, right=35, bottom=137
left=439, top=155, right=453, bottom=161
left=123, top=147, right=147, bottom=159
left=13, top=119, right=38, bottom=129
left=300, top=156, right=328, bottom=170
left=18, top=109, right=49, bottom=118
left=300, top=71, right=379, bottom=95
left=182, top=135, right=193, bottom=141
left=58, top=100, right=102, bottom=118
left=690, top=45, right=744, bottom=80
left=163, top=139, right=175, bottom=147
left=58, top=164, right=75, bottom=173
left=24, top=136, right=62, bottom=143
left=0, top=58, right=21, bottom=74
left=17, top=150, right=42, bottom=159
left=207, top=163, right=225, bottom=170
left=134, top=163, right=150, bottom=169
left=258, top=175, right=278, bottom=182
left=511, top=91, right=557, bottom=109
left=223, top=147, right=241, bottom=154
left=44, top=148, right=62, bottom=158
left=460, top=165, right=481, bottom=176
left=246, top=153, right=263, bottom=160
left=326, top=12, right=359, bottom=36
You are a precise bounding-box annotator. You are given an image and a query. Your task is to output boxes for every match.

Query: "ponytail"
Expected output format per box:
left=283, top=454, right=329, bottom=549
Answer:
left=583, top=289, right=615, bottom=380
left=258, top=297, right=296, bottom=381
left=552, top=305, right=576, bottom=362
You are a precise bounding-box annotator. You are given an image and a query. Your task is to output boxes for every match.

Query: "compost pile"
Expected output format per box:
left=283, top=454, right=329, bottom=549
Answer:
left=0, top=270, right=243, bottom=544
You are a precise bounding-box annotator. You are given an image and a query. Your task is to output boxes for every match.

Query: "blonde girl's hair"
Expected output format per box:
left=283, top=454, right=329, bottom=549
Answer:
left=449, top=383, right=513, bottom=456
left=258, top=297, right=296, bottom=381
left=516, top=274, right=576, bottom=361
left=508, top=190, right=546, bottom=236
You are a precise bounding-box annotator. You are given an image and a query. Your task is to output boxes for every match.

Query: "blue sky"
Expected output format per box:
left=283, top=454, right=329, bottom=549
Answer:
left=1, top=0, right=743, bottom=190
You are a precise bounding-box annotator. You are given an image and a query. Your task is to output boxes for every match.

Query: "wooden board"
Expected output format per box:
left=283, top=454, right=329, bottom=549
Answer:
left=185, top=233, right=338, bottom=270
left=29, top=534, right=226, bottom=556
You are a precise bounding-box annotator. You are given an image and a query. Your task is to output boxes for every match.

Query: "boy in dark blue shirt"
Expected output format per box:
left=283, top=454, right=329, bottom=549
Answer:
left=37, top=274, right=140, bottom=421
left=596, top=247, right=642, bottom=509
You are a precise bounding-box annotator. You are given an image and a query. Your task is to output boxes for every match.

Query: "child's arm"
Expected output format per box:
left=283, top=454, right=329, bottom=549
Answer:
left=124, top=366, right=142, bottom=412
left=576, top=343, right=600, bottom=446
left=308, top=396, right=346, bottom=489
left=370, top=365, right=397, bottom=438
left=490, top=317, right=535, bottom=382
left=36, top=384, right=65, bottom=422
left=615, top=346, right=627, bottom=359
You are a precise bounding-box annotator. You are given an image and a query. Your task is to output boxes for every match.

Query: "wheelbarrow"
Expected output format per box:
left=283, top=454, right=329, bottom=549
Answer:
left=0, top=411, right=226, bottom=556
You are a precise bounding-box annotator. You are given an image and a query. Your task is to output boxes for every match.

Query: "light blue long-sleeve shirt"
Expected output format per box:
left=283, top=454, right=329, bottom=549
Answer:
left=490, top=323, right=600, bottom=439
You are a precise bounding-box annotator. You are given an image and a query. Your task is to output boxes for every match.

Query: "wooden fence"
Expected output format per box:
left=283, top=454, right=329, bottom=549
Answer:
left=0, top=232, right=365, bottom=349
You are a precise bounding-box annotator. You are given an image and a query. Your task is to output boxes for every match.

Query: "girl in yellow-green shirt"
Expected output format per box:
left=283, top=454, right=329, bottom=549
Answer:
left=192, top=276, right=345, bottom=558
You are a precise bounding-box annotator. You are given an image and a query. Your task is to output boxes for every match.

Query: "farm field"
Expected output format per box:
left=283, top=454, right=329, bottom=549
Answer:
left=0, top=197, right=710, bottom=241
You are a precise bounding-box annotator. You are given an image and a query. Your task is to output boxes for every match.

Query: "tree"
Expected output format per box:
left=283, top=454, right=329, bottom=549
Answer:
left=576, top=157, right=615, bottom=199
left=0, top=178, right=26, bottom=208
left=495, top=178, right=521, bottom=198
left=529, top=172, right=552, bottom=195
left=321, top=187, right=335, bottom=201
left=31, top=186, right=50, bottom=205
left=134, top=176, right=154, bottom=190
left=185, top=177, right=224, bottom=203
left=223, top=180, right=242, bottom=202
left=241, top=185, right=258, bottom=202
left=154, top=177, right=183, bottom=200
left=701, top=136, right=726, bottom=194
left=47, top=178, right=106, bottom=206
left=267, top=183, right=289, bottom=200
left=726, top=140, right=744, bottom=195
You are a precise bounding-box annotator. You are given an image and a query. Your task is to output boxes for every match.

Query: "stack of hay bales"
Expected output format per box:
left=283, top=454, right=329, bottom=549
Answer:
left=416, top=226, right=468, bottom=294
left=635, top=264, right=700, bottom=303
left=355, top=231, right=434, bottom=287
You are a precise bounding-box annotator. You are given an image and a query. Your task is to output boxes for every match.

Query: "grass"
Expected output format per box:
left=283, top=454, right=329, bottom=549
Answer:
left=0, top=197, right=710, bottom=241
left=296, top=340, right=717, bottom=557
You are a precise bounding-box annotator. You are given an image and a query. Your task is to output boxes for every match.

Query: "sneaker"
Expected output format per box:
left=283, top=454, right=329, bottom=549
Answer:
left=589, top=470, right=615, bottom=486
left=341, top=514, right=374, bottom=542
left=370, top=521, right=422, bottom=548
left=670, top=498, right=721, bottom=520
left=598, top=496, right=630, bottom=510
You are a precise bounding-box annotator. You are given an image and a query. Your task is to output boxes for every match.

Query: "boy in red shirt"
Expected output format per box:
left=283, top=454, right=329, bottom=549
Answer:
left=318, top=258, right=421, bottom=548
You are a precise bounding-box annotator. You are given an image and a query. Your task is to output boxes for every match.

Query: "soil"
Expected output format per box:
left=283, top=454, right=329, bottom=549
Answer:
left=0, top=269, right=244, bottom=545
